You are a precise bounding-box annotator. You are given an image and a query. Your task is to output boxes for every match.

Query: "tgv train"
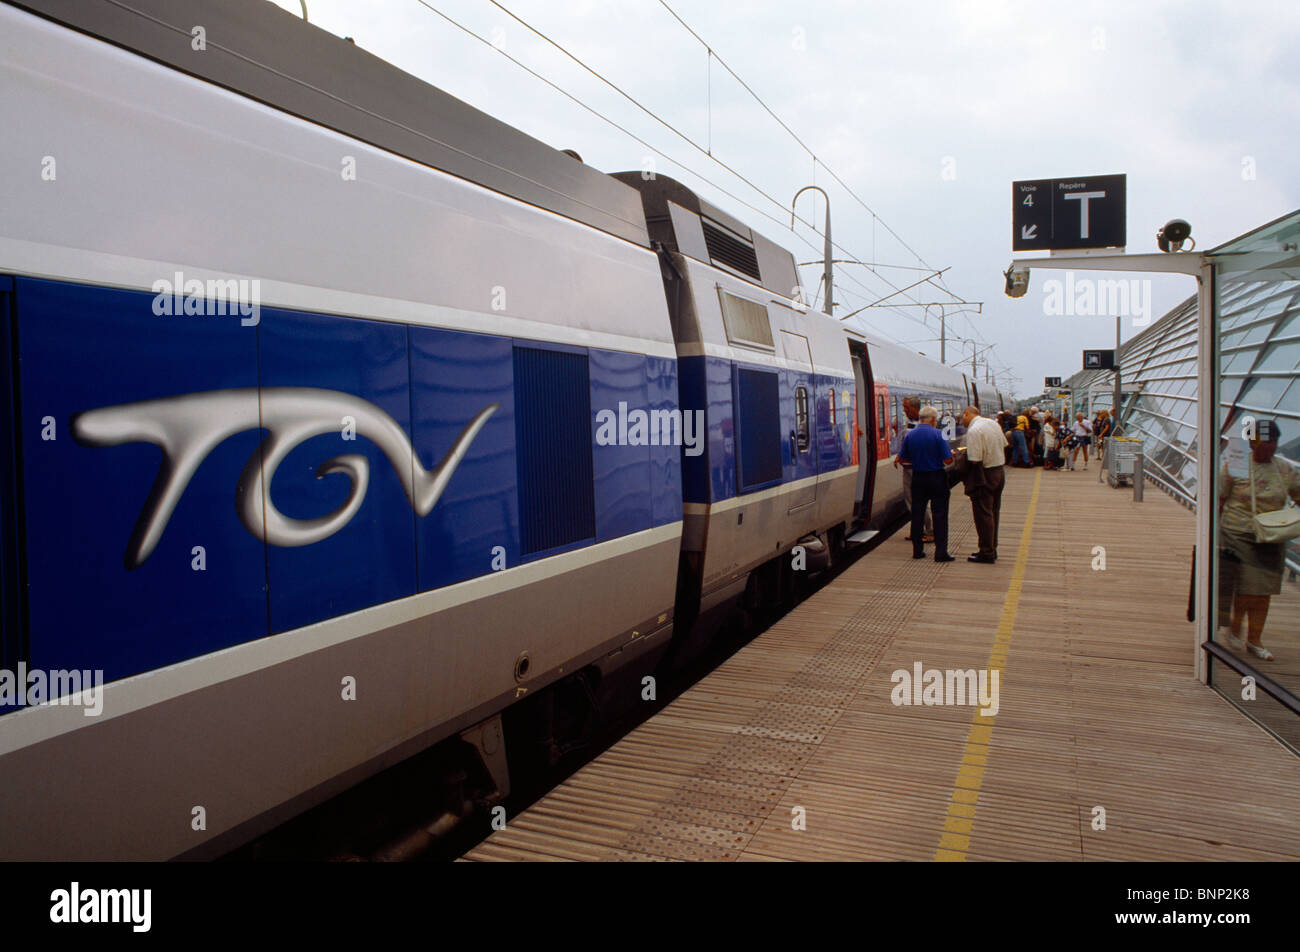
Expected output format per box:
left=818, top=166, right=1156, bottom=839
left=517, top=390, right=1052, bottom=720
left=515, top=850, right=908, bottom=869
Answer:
left=0, top=0, right=1001, bottom=859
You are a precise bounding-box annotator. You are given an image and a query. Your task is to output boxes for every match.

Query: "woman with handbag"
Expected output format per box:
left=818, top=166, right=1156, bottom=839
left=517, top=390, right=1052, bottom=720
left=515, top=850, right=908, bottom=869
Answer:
left=1218, top=420, right=1300, bottom=661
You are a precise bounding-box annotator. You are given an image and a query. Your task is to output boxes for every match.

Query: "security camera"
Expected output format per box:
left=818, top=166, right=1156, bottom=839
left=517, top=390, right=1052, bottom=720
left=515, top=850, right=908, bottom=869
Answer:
left=1003, top=264, right=1029, bottom=298
left=1156, top=219, right=1194, bottom=253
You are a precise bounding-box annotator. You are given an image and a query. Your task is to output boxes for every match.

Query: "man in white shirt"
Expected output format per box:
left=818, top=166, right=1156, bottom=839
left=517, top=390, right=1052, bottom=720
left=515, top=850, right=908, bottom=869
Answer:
left=959, top=406, right=1006, bottom=563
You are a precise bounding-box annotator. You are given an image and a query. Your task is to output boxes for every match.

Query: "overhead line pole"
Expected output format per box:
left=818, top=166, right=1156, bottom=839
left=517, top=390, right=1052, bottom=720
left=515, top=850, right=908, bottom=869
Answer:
left=792, top=186, right=833, bottom=316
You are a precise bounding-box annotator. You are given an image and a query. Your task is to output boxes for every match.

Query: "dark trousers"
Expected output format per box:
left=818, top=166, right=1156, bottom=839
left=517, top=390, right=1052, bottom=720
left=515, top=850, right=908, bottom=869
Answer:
left=902, top=466, right=932, bottom=535
left=910, top=469, right=950, bottom=558
left=968, top=464, right=1005, bottom=559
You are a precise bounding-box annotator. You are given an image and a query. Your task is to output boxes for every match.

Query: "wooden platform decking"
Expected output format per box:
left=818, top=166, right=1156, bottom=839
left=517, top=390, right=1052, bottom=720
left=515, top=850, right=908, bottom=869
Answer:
left=463, top=466, right=1300, bottom=861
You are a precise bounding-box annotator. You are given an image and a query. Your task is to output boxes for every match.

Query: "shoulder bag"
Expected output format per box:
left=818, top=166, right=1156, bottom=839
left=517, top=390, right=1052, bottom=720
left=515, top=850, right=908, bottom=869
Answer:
left=1251, top=460, right=1300, bottom=543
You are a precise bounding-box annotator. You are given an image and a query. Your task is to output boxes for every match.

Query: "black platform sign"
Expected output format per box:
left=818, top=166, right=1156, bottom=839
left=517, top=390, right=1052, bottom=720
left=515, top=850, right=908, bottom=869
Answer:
left=1044, top=376, right=1062, bottom=388
left=1083, top=350, right=1115, bottom=371
left=1013, top=174, right=1126, bottom=251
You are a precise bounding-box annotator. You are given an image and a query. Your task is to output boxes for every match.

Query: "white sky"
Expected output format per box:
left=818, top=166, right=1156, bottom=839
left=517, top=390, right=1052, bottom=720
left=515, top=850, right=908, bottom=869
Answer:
left=269, top=0, right=1299, bottom=398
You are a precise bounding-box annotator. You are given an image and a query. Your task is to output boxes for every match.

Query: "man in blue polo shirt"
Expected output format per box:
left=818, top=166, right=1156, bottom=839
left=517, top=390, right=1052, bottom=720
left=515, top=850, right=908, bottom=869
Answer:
left=899, top=404, right=955, bottom=563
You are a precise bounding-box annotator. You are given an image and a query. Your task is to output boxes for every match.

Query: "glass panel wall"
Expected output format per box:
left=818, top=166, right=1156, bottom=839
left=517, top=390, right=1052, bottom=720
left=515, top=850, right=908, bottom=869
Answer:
left=1063, top=294, right=1201, bottom=506
left=1207, top=211, right=1300, bottom=752
left=1050, top=210, right=1300, bottom=749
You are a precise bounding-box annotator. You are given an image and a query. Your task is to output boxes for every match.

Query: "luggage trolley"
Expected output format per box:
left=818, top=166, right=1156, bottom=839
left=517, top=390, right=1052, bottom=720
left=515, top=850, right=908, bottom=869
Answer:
left=1106, top=436, right=1142, bottom=488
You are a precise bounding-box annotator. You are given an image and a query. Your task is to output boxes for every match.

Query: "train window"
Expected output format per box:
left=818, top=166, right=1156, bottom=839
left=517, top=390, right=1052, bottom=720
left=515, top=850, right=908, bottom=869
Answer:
left=0, top=282, right=17, bottom=672
left=795, top=386, right=810, bottom=453
left=877, top=394, right=888, bottom=441
left=736, top=368, right=782, bottom=489
left=514, top=347, right=596, bottom=554
left=717, top=290, right=774, bottom=350
left=828, top=387, right=836, bottom=425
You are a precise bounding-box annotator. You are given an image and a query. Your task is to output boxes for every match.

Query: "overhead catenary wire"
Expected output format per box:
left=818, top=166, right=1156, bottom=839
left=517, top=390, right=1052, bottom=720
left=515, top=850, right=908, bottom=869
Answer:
left=407, top=4, right=801, bottom=243
left=655, top=0, right=964, bottom=284
left=411, top=0, right=937, bottom=333
left=473, top=0, right=941, bottom=323
left=653, top=0, right=1001, bottom=361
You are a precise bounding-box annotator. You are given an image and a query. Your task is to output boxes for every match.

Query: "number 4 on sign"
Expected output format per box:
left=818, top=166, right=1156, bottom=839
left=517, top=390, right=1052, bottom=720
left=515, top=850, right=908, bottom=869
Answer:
left=1023, top=194, right=1033, bottom=206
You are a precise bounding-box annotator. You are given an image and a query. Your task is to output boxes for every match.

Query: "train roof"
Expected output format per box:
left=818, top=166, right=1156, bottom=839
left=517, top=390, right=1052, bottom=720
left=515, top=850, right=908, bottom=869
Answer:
left=11, top=0, right=650, bottom=246
left=856, top=330, right=971, bottom=397
left=612, top=173, right=802, bottom=301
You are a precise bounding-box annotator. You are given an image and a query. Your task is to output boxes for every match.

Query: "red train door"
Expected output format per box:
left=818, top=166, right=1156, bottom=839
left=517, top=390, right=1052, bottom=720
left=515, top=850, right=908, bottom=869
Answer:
left=874, top=382, right=892, bottom=464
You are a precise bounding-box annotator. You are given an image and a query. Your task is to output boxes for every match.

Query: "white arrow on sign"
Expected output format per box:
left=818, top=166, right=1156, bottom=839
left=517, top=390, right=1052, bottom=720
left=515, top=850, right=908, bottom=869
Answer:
left=1021, top=224, right=1038, bottom=240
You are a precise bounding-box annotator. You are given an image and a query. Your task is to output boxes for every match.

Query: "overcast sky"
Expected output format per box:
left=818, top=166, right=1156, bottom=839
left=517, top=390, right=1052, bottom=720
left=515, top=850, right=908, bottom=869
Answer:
left=269, top=0, right=1299, bottom=398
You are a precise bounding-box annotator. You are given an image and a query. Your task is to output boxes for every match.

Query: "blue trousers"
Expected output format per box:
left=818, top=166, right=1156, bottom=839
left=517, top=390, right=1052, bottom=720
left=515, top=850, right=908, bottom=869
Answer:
left=1011, top=429, right=1029, bottom=466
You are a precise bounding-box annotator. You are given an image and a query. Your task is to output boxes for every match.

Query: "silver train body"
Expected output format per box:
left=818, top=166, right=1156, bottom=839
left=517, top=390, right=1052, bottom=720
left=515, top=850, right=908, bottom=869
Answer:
left=0, top=0, right=1000, bottom=859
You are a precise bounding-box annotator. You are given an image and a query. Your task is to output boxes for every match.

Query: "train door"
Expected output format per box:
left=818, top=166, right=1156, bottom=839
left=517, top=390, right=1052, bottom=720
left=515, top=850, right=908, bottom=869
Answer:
left=0, top=276, right=19, bottom=673
left=850, top=345, right=871, bottom=515
left=874, top=382, right=891, bottom=466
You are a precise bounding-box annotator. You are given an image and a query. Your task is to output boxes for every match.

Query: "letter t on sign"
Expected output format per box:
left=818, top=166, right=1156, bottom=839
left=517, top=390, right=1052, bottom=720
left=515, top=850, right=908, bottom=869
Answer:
left=1063, top=190, right=1105, bottom=239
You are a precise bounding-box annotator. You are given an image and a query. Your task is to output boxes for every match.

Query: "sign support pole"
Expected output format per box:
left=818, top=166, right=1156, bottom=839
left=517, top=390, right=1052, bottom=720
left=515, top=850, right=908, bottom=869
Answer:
left=1114, top=314, right=1122, bottom=430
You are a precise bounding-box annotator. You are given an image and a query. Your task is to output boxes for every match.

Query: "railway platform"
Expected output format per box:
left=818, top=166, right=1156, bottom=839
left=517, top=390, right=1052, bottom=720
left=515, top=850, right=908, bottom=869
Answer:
left=463, top=467, right=1300, bottom=861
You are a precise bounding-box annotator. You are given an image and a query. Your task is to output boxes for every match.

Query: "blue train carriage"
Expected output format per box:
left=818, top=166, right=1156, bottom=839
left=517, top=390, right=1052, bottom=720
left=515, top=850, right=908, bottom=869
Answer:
left=614, top=175, right=860, bottom=627
left=0, top=0, right=681, bottom=859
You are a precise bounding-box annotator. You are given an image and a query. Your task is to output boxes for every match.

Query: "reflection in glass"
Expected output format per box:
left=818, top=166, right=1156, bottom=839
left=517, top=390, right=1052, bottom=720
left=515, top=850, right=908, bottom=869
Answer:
left=1212, top=254, right=1300, bottom=742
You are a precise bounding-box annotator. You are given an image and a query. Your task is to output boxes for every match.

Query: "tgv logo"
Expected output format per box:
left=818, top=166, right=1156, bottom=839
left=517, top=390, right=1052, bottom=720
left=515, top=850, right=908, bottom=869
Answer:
left=71, top=388, right=496, bottom=568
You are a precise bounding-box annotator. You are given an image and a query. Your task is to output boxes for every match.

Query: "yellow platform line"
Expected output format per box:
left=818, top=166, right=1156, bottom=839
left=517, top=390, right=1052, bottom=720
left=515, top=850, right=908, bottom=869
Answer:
left=934, top=468, right=1042, bottom=862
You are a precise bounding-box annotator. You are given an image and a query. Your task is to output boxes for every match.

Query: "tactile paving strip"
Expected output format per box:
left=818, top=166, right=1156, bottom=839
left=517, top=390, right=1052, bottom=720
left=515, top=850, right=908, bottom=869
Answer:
left=466, top=473, right=1300, bottom=865
left=591, top=516, right=977, bottom=860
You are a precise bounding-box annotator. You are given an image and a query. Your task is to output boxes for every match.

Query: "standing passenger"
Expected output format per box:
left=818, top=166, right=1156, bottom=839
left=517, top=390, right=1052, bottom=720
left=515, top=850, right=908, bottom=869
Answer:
left=1095, top=410, right=1113, bottom=464
left=899, top=405, right=955, bottom=562
left=894, top=394, right=934, bottom=543
left=1011, top=411, right=1031, bottom=467
left=1070, top=413, right=1093, bottom=470
left=960, top=406, right=1006, bottom=563
left=1042, top=416, right=1060, bottom=471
